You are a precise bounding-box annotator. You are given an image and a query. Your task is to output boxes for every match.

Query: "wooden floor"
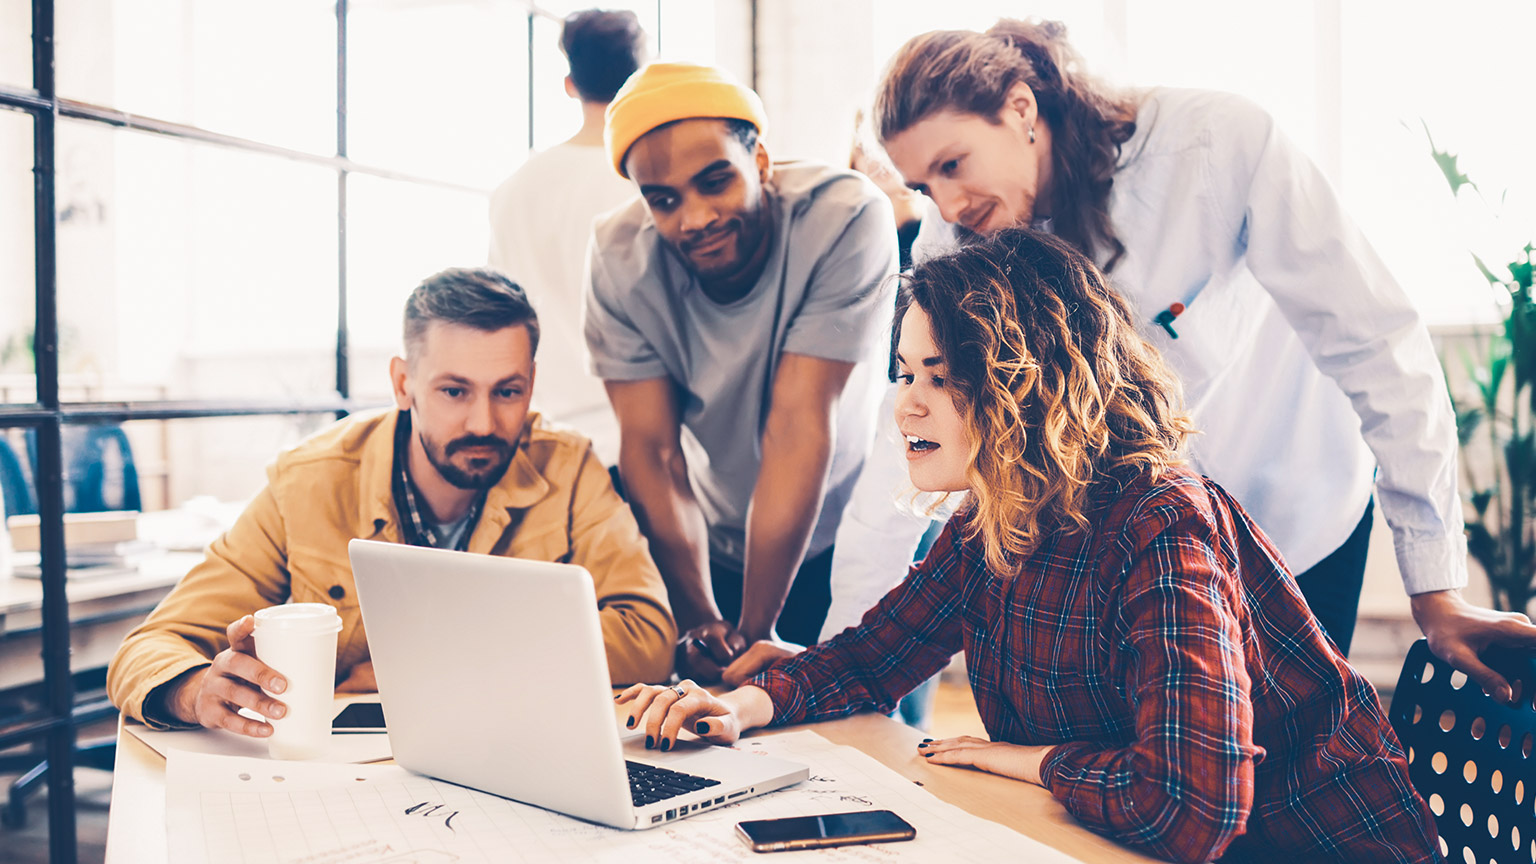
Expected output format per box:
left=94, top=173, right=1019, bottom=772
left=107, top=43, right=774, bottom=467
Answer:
left=929, top=671, right=988, bottom=740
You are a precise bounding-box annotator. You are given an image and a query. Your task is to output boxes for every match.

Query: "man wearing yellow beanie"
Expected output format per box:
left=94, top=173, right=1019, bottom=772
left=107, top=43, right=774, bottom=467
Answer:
left=585, top=63, right=898, bottom=690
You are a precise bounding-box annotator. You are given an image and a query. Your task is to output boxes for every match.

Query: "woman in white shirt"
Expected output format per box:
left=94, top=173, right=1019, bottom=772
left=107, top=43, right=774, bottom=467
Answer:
left=781, top=17, right=1536, bottom=700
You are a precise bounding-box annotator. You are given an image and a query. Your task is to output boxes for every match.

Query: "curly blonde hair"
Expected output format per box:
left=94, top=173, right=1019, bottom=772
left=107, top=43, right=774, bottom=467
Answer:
left=899, top=228, right=1196, bottom=574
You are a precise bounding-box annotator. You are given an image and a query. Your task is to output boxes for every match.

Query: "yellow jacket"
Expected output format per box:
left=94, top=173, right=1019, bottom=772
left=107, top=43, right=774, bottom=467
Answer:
left=107, top=409, right=675, bottom=727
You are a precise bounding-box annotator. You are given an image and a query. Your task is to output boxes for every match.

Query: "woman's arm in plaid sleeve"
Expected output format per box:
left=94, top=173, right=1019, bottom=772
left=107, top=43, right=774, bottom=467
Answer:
left=1041, top=508, right=1259, bottom=864
left=750, top=518, right=970, bottom=724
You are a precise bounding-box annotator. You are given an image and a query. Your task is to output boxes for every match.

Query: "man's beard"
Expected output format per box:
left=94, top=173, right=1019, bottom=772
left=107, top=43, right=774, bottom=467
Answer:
left=420, top=431, right=515, bottom=490
left=677, top=195, right=771, bottom=284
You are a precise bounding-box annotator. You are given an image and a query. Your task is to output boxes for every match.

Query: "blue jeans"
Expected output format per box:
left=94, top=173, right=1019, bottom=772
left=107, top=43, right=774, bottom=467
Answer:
left=890, top=519, right=949, bottom=730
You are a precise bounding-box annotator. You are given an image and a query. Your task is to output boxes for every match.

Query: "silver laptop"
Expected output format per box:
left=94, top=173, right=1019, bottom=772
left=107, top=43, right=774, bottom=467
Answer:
left=348, top=538, right=808, bottom=830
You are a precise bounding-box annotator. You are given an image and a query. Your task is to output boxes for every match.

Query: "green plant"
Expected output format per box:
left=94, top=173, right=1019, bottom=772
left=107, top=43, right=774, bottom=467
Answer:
left=1431, top=131, right=1535, bottom=614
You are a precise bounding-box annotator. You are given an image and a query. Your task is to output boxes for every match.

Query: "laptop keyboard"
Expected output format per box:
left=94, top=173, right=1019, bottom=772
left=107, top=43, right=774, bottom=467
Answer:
left=626, top=760, right=720, bottom=807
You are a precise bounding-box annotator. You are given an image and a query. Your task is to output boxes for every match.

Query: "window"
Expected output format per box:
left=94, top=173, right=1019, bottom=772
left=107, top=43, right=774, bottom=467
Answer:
left=0, top=1, right=30, bottom=87
left=0, top=110, right=35, bottom=403
left=0, top=4, right=714, bottom=861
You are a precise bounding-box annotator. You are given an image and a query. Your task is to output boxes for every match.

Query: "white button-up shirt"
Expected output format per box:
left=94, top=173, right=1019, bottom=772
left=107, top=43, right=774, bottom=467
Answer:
left=824, top=87, right=1466, bottom=639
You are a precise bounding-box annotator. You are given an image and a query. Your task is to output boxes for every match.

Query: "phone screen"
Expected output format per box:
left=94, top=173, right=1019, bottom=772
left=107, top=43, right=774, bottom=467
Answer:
left=736, top=810, right=915, bottom=851
left=331, top=701, right=386, bottom=732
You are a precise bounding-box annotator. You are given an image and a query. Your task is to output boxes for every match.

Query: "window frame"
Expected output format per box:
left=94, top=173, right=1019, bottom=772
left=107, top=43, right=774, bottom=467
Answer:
left=0, top=2, right=654, bottom=860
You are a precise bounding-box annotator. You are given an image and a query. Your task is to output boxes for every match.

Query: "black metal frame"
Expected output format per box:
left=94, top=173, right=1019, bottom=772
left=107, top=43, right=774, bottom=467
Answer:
left=0, top=2, right=691, bottom=860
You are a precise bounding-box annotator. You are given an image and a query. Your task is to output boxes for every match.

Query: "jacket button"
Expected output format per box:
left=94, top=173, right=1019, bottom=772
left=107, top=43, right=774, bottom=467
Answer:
left=329, top=585, right=346, bottom=600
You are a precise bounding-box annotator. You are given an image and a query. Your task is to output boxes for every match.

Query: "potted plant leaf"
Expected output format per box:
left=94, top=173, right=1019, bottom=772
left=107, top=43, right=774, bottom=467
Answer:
left=1430, top=131, right=1535, bottom=615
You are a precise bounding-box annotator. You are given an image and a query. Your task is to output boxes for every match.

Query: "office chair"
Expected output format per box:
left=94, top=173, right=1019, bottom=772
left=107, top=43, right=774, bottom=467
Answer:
left=1388, top=638, right=1536, bottom=864
left=0, top=436, right=34, bottom=518
left=22, top=425, right=142, bottom=514
left=70, top=425, right=141, bottom=513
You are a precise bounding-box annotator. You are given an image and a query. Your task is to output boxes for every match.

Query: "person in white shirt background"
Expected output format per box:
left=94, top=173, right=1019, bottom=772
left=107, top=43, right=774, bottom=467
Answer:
left=731, top=17, right=1536, bottom=705
left=487, top=8, right=647, bottom=466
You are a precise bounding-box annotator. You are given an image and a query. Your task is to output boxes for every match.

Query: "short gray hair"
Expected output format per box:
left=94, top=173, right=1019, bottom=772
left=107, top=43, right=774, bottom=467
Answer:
left=402, top=268, right=540, bottom=359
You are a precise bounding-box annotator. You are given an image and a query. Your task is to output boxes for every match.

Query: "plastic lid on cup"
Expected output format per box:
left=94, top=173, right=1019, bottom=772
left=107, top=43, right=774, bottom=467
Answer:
left=253, top=603, right=343, bottom=634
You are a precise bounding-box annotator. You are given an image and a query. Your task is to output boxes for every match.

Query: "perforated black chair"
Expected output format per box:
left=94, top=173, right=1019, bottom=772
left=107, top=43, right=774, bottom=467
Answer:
left=1388, top=638, right=1536, bottom=864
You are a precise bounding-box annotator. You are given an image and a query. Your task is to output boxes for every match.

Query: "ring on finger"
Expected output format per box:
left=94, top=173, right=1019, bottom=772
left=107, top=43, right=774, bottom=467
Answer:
left=672, top=683, right=687, bottom=699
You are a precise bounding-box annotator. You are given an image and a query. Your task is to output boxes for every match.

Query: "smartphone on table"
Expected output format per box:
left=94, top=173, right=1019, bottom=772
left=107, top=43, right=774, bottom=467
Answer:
left=331, top=701, right=386, bottom=733
left=735, top=809, right=916, bottom=852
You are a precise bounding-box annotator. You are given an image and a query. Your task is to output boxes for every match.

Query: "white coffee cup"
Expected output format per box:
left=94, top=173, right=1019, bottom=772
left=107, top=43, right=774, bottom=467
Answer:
left=252, top=603, right=343, bottom=760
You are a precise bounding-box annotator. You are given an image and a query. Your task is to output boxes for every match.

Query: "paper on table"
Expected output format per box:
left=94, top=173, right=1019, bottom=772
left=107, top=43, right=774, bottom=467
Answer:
left=127, top=712, right=392, bottom=765
left=165, top=730, right=1084, bottom=863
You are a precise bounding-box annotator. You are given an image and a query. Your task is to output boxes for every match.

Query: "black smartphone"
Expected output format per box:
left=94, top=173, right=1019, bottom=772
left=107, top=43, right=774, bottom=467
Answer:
left=331, top=701, right=387, bottom=733
left=734, top=810, right=916, bottom=852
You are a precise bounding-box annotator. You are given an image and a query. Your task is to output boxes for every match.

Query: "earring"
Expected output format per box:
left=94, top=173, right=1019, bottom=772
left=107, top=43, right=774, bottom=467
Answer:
left=1028, top=124, right=1036, bottom=144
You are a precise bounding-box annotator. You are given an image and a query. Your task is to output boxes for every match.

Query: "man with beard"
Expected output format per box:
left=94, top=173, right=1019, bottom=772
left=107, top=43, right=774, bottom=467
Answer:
left=108, top=269, right=675, bottom=738
left=585, top=64, right=897, bottom=686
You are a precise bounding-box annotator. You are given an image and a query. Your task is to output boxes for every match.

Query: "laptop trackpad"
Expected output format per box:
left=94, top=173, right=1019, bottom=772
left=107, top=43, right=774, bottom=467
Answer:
left=620, top=732, right=760, bottom=777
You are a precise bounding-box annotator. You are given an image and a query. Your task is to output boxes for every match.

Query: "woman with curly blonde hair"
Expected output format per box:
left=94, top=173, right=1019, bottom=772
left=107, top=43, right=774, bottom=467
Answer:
left=621, top=228, right=1436, bottom=863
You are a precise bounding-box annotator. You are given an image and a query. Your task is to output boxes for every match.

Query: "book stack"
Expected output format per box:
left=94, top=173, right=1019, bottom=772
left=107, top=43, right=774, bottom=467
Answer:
left=6, top=510, right=150, bottom=579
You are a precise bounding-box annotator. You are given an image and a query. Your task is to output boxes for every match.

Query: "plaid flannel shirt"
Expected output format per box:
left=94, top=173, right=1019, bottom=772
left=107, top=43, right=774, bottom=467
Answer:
left=753, top=467, right=1438, bottom=863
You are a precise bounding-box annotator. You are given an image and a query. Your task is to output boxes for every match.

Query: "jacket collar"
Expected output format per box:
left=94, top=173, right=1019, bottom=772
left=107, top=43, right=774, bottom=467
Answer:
left=357, top=410, right=552, bottom=548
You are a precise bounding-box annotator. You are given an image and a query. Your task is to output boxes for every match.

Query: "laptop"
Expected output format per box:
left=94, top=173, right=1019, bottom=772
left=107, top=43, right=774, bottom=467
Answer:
left=347, top=538, right=809, bottom=830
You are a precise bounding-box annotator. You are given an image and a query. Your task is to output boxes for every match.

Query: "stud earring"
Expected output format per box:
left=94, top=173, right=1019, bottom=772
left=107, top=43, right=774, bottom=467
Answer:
left=1029, top=124, right=1036, bottom=144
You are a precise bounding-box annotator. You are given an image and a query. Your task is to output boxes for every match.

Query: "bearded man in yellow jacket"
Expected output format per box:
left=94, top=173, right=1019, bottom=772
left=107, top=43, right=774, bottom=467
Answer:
left=108, top=268, right=675, bottom=738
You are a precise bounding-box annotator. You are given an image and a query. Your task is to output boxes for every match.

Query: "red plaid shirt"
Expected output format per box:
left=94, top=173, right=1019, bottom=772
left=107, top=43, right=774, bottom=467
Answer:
left=753, top=468, right=1438, bottom=863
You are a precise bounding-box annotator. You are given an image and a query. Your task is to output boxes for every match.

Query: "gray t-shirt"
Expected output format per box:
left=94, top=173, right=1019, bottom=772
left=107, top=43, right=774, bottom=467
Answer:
left=585, top=161, right=898, bottom=567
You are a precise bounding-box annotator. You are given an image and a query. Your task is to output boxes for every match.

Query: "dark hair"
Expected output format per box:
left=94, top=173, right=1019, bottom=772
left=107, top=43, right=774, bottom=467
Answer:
left=643, top=116, right=758, bottom=151
left=723, top=117, right=759, bottom=153
left=403, top=268, right=540, bottom=359
left=874, top=19, right=1137, bottom=271
left=896, top=227, right=1193, bottom=570
left=561, top=9, right=647, bottom=103
left=625, top=117, right=759, bottom=176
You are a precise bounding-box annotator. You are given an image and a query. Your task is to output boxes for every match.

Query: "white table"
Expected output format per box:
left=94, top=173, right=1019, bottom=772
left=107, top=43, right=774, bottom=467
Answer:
left=104, top=697, right=1163, bottom=863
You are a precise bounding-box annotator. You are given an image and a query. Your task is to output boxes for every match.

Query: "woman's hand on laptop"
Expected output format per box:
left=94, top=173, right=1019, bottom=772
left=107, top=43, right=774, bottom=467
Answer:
left=160, top=615, right=289, bottom=737
left=616, top=681, right=776, bottom=750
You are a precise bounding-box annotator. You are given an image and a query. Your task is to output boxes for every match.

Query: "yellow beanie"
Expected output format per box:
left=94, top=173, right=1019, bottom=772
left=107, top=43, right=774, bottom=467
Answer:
left=604, top=62, right=770, bottom=179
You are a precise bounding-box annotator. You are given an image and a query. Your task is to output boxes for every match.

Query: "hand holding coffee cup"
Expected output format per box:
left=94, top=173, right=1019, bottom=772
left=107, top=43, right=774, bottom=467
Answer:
left=252, top=603, right=344, bottom=760
left=164, top=614, right=291, bottom=738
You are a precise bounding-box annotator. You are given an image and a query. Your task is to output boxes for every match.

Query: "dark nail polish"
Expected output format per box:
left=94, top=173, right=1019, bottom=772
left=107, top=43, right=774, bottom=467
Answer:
left=661, top=738, right=672, bottom=752
left=696, top=721, right=709, bottom=734
left=922, top=752, right=932, bottom=758
left=922, top=738, right=933, bottom=743
left=645, top=735, right=654, bottom=749
left=917, top=742, right=927, bottom=748
left=626, top=716, right=636, bottom=728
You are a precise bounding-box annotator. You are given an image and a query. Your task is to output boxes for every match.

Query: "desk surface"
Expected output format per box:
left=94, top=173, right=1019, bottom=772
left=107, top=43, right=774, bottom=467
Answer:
left=104, top=698, right=1161, bottom=864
